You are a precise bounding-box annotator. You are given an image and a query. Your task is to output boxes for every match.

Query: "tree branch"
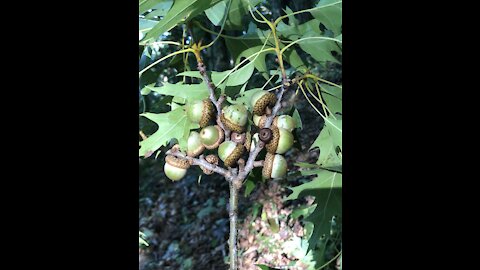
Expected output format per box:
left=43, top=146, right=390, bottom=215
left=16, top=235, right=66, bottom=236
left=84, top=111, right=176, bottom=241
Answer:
left=166, top=150, right=233, bottom=180
left=193, top=48, right=230, bottom=140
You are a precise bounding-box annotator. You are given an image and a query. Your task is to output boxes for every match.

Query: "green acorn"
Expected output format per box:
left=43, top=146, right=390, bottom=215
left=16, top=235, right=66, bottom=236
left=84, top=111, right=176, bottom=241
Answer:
left=164, top=155, right=190, bottom=181
left=218, top=141, right=245, bottom=167
left=253, top=115, right=296, bottom=131
left=186, top=131, right=205, bottom=157
left=273, top=115, right=296, bottom=132
left=265, top=126, right=294, bottom=154
left=220, top=104, right=248, bottom=133
left=250, top=90, right=277, bottom=115
left=199, top=125, right=224, bottom=149
left=186, top=99, right=215, bottom=128
left=262, top=153, right=287, bottom=179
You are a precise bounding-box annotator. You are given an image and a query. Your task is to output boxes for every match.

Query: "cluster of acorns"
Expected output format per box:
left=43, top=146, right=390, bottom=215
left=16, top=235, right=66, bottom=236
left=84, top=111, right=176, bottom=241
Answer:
left=164, top=90, right=296, bottom=181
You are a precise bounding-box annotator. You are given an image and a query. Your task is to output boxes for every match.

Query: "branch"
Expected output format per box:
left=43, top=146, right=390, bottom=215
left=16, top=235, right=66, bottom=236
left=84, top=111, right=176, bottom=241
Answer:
left=253, top=160, right=264, bottom=167
left=166, top=150, right=232, bottom=180
left=192, top=48, right=230, bottom=140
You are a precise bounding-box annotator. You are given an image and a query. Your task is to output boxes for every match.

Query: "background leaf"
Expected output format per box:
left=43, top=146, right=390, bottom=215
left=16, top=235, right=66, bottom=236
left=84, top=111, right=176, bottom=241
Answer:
left=310, top=0, right=342, bottom=36
left=204, top=0, right=227, bottom=26
left=142, top=0, right=223, bottom=42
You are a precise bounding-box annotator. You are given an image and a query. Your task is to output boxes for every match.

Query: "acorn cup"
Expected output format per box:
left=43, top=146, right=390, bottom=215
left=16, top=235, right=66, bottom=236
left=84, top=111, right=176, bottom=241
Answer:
left=200, top=154, right=219, bottom=175
left=199, top=125, right=224, bottom=149
left=220, top=104, right=248, bottom=133
left=164, top=155, right=190, bottom=181
left=262, top=153, right=288, bottom=179
left=250, top=90, right=277, bottom=115
left=186, top=99, right=215, bottom=128
left=265, top=126, right=294, bottom=154
left=218, top=141, right=245, bottom=167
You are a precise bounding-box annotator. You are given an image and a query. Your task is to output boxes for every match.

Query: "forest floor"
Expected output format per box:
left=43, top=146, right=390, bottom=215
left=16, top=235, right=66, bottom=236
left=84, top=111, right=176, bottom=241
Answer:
left=139, top=93, right=332, bottom=270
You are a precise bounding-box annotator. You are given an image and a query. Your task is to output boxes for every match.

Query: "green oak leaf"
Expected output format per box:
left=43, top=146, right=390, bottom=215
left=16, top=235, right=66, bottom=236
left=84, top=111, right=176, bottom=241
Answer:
left=286, top=171, right=342, bottom=251
left=142, top=82, right=210, bottom=102
left=139, top=107, right=191, bottom=157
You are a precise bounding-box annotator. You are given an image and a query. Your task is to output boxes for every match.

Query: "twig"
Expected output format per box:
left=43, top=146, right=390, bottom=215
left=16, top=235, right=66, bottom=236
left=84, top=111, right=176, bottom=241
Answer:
left=166, top=150, right=233, bottom=180
left=192, top=48, right=229, bottom=138
left=253, top=160, right=264, bottom=167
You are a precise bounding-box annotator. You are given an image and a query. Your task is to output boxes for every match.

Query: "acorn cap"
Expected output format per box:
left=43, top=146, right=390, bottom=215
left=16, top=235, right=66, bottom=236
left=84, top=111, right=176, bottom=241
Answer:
left=265, top=126, right=294, bottom=154
left=218, top=141, right=245, bottom=167
left=265, top=126, right=280, bottom=154
left=205, top=154, right=219, bottom=165
left=200, top=125, right=224, bottom=149
left=164, top=155, right=190, bottom=181
left=201, top=154, right=219, bottom=175
left=262, top=153, right=287, bottom=179
left=165, top=155, right=190, bottom=169
left=199, top=99, right=215, bottom=128
left=251, top=91, right=277, bottom=115
left=244, top=131, right=252, bottom=152
left=187, top=131, right=205, bottom=157
left=221, top=105, right=248, bottom=133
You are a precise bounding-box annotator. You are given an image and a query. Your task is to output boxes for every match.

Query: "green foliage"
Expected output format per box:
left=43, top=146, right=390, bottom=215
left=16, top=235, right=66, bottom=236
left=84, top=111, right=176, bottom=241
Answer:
left=311, top=0, right=343, bottom=36
left=140, top=0, right=223, bottom=43
left=139, top=107, right=194, bottom=157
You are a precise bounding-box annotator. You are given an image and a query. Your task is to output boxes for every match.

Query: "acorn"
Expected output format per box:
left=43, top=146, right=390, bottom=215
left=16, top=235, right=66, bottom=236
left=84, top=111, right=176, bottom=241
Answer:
left=186, top=131, right=205, bottom=157
left=265, top=126, right=294, bottom=154
left=186, top=99, right=215, bottom=128
left=220, top=104, right=248, bottom=133
left=253, top=115, right=296, bottom=131
left=218, top=141, right=245, bottom=167
left=274, top=115, right=296, bottom=132
left=164, top=155, right=190, bottom=181
left=262, top=153, right=287, bottom=179
left=200, top=154, right=219, bottom=175
left=250, top=90, right=277, bottom=115
left=199, top=125, right=224, bottom=149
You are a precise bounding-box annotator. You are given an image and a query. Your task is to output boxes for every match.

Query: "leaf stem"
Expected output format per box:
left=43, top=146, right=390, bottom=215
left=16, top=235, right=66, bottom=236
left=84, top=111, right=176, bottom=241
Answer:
left=280, top=36, right=342, bottom=54
left=139, top=48, right=194, bottom=77
left=273, top=1, right=343, bottom=26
